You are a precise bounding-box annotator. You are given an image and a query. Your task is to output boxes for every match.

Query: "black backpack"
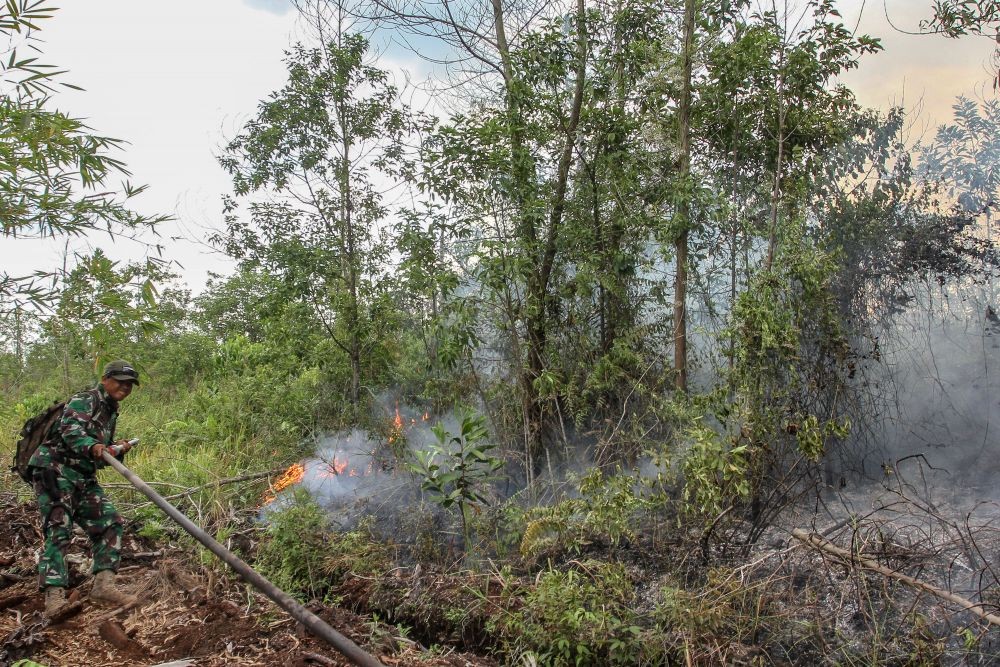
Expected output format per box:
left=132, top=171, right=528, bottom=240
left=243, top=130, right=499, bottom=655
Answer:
left=11, top=388, right=101, bottom=483
left=11, top=400, right=67, bottom=483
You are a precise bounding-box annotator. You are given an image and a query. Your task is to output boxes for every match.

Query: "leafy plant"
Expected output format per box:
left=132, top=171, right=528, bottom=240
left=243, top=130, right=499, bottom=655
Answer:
left=406, top=410, right=503, bottom=555
left=254, top=489, right=332, bottom=601
left=519, top=468, right=653, bottom=561
left=0, top=1, right=168, bottom=310
left=321, top=516, right=391, bottom=584
left=494, top=560, right=643, bottom=667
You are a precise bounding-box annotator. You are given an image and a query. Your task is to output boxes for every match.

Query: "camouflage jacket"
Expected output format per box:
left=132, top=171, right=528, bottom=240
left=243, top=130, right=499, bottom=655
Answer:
left=27, top=384, right=119, bottom=476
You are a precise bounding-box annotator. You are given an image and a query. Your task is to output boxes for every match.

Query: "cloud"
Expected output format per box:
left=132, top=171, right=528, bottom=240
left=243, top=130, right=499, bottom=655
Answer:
left=243, top=0, right=293, bottom=15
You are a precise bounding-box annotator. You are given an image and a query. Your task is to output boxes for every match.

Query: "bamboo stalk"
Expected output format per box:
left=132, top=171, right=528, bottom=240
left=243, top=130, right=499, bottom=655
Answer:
left=791, top=528, right=1000, bottom=627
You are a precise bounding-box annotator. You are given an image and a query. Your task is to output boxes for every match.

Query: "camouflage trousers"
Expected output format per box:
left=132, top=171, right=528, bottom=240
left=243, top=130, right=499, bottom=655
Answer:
left=32, top=464, right=124, bottom=589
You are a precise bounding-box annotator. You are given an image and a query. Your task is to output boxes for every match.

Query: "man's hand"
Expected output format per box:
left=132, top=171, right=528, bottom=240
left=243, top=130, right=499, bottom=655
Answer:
left=111, top=439, right=133, bottom=455
left=90, top=443, right=107, bottom=460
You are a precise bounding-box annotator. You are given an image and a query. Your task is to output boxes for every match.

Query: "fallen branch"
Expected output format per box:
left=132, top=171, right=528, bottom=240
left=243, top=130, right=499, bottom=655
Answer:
left=0, top=592, right=28, bottom=611
left=48, top=600, right=84, bottom=625
left=90, top=596, right=143, bottom=626
left=130, top=468, right=284, bottom=509
left=791, top=528, right=1000, bottom=627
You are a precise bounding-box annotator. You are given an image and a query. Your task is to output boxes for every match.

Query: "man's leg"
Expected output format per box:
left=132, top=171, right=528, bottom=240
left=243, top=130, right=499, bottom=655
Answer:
left=76, top=478, right=124, bottom=575
left=32, top=468, right=74, bottom=590
left=77, top=478, right=134, bottom=606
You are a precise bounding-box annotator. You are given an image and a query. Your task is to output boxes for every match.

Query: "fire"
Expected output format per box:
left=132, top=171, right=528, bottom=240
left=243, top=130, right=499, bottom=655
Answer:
left=389, top=404, right=404, bottom=443
left=319, top=457, right=348, bottom=477
left=316, top=455, right=368, bottom=479
left=387, top=404, right=430, bottom=443
left=262, top=462, right=305, bottom=504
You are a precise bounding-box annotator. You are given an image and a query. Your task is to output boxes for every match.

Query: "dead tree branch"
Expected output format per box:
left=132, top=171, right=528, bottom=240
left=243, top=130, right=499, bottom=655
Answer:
left=791, top=528, right=1000, bottom=627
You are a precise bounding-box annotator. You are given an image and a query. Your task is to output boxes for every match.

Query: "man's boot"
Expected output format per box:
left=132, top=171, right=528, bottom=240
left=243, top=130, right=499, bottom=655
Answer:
left=44, top=586, right=67, bottom=616
left=90, top=570, right=137, bottom=607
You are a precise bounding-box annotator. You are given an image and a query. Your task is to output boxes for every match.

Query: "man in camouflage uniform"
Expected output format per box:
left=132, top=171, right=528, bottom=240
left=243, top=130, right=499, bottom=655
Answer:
left=28, top=360, right=140, bottom=615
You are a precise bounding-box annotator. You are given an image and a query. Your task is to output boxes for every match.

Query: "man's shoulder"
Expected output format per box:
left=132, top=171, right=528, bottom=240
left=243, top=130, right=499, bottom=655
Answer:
left=64, top=387, right=102, bottom=414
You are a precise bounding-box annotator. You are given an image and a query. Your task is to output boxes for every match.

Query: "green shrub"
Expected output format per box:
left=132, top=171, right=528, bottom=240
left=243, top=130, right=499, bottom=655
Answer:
left=494, top=560, right=643, bottom=666
left=256, top=492, right=392, bottom=602
left=519, top=468, right=653, bottom=561
left=255, top=489, right=333, bottom=600
left=321, top=516, right=392, bottom=584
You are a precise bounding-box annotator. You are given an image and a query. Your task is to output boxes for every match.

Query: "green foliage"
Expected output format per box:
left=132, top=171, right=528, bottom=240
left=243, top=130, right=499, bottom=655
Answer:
left=519, top=468, right=654, bottom=561
left=40, top=250, right=174, bottom=371
left=650, top=569, right=775, bottom=663
left=255, top=489, right=332, bottom=600
left=675, top=225, right=854, bottom=529
left=321, top=516, right=391, bottom=584
left=0, top=1, right=168, bottom=310
left=495, top=560, right=642, bottom=667
left=925, top=0, right=1000, bottom=88
left=920, top=97, right=1000, bottom=226
left=133, top=504, right=171, bottom=542
left=218, top=30, right=408, bottom=411
left=406, top=410, right=502, bottom=552
left=681, top=421, right=750, bottom=518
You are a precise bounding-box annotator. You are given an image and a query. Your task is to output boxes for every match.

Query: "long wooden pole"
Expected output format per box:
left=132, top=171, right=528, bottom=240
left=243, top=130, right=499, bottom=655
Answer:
left=103, top=453, right=386, bottom=667
left=791, top=528, right=1000, bottom=626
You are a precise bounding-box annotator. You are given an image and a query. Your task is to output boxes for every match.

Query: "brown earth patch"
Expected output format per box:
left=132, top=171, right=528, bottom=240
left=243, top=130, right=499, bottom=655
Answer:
left=0, top=492, right=496, bottom=667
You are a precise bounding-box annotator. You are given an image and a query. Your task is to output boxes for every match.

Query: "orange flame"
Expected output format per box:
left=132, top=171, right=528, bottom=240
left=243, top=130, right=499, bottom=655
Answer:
left=262, top=462, right=305, bottom=504
left=316, top=455, right=370, bottom=479
left=388, top=404, right=405, bottom=443
left=319, top=457, right=348, bottom=477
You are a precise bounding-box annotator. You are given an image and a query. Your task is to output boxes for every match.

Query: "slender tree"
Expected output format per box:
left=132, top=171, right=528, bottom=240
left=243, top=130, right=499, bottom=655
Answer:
left=219, top=29, right=407, bottom=410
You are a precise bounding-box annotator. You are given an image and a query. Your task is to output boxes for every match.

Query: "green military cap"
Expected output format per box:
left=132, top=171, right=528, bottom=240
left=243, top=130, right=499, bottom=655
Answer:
left=102, top=359, right=140, bottom=385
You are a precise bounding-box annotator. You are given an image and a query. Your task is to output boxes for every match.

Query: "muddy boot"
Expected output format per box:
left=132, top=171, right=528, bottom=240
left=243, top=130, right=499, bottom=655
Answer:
left=90, top=570, right=137, bottom=607
left=44, top=586, right=67, bottom=617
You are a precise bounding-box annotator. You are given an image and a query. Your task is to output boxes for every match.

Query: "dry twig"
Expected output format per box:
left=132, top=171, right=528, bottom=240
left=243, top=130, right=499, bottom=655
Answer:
left=791, top=528, right=1000, bottom=626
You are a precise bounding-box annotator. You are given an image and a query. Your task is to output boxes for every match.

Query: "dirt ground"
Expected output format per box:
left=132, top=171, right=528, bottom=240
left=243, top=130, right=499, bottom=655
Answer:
left=0, top=492, right=495, bottom=667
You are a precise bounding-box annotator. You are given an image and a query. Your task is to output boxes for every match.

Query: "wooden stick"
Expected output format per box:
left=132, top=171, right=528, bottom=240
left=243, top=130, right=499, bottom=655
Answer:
left=128, top=468, right=283, bottom=508
left=0, top=591, right=28, bottom=610
left=791, top=528, right=1000, bottom=626
left=48, top=600, right=84, bottom=624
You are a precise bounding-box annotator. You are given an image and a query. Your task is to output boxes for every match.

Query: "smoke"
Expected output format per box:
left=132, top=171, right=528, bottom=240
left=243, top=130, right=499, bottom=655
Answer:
left=261, top=399, right=498, bottom=534
left=854, top=280, right=1000, bottom=487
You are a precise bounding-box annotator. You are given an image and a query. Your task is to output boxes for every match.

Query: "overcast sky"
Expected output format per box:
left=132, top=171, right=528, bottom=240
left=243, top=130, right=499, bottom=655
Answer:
left=1, top=0, right=996, bottom=296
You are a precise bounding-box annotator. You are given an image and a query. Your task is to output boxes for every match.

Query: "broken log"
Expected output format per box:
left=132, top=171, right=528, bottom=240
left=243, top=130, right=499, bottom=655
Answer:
left=791, top=528, right=1000, bottom=626
left=48, top=600, right=84, bottom=624
left=128, top=468, right=284, bottom=509
left=0, top=591, right=28, bottom=611
left=99, top=619, right=147, bottom=656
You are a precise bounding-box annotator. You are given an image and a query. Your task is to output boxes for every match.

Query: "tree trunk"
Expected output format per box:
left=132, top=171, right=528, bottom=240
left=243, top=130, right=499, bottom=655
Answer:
left=492, top=0, right=587, bottom=465
left=674, top=0, right=696, bottom=393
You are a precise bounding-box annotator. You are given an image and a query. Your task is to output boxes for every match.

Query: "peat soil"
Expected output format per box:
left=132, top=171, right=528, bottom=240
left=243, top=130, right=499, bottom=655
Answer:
left=0, top=492, right=495, bottom=667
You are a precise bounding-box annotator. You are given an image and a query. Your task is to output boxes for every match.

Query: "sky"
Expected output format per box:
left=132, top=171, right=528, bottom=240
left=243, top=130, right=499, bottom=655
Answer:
left=1, top=0, right=996, bottom=296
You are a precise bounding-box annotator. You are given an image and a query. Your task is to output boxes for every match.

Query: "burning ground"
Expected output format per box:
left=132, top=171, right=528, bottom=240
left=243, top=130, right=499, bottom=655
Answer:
left=4, top=406, right=1000, bottom=665
left=0, top=489, right=494, bottom=667
left=240, top=407, right=1000, bottom=664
